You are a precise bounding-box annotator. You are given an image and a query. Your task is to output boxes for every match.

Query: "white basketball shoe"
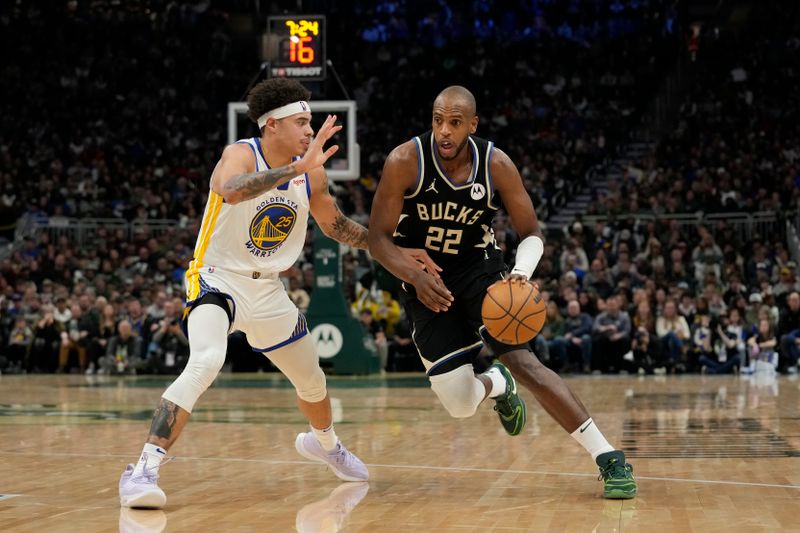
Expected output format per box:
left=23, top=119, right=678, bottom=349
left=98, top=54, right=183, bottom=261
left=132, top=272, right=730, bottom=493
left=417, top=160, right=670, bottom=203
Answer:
left=294, top=431, right=369, bottom=481
left=118, top=457, right=168, bottom=509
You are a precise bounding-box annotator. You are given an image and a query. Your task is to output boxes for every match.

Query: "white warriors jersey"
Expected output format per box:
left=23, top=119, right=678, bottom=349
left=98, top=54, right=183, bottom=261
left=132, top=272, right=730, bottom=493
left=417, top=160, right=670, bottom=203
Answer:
left=185, top=137, right=311, bottom=302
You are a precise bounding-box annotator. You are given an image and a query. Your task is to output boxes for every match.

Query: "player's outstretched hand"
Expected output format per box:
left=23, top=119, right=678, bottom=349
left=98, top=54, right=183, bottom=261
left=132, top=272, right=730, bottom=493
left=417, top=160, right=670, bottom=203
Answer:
left=411, top=271, right=453, bottom=313
left=296, top=114, right=342, bottom=174
left=398, top=247, right=442, bottom=278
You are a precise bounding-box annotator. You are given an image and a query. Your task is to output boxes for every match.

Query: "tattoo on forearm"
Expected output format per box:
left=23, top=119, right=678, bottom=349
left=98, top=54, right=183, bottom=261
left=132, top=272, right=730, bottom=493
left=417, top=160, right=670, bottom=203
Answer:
left=224, top=164, right=297, bottom=201
left=326, top=212, right=368, bottom=249
left=149, top=399, right=180, bottom=440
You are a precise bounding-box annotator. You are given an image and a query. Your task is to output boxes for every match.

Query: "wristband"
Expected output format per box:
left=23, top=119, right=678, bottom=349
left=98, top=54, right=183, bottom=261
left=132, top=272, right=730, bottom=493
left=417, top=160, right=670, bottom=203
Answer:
left=510, top=235, right=544, bottom=278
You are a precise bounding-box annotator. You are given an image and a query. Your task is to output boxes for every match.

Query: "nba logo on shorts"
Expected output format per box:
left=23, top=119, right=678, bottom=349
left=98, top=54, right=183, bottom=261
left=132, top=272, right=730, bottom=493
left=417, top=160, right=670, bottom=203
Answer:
left=471, top=183, right=486, bottom=200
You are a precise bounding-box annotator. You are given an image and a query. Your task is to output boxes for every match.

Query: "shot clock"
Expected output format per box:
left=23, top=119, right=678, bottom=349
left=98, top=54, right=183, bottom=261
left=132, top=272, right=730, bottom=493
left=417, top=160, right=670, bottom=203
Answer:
left=265, top=15, right=327, bottom=81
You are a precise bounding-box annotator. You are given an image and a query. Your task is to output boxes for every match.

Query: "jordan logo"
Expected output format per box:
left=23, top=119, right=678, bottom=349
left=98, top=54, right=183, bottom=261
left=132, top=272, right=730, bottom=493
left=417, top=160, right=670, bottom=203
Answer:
left=426, top=179, right=438, bottom=194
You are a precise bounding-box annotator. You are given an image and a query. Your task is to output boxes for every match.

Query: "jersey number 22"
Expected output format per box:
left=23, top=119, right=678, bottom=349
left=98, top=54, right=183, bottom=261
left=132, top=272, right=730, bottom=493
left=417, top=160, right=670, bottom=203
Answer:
left=425, top=227, right=462, bottom=254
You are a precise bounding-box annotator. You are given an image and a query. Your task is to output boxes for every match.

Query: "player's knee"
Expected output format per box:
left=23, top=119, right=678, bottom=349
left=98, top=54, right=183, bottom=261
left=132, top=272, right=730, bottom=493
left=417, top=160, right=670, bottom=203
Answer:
left=162, top=337, right=226, bottom=412
left=429, top=364, right=483, bottom=419
left=295, top=365, right=327, bottom=403
left=183, top=341, right=226, bottom=390
left=439, top=395, right=479, bottom=418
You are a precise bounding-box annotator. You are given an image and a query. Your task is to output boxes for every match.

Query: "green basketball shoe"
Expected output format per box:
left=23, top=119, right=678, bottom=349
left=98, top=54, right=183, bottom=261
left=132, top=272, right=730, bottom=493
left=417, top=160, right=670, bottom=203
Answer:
left=596, top=450, right=637, bottom=499
left=490, top=363, right=527, bottom=436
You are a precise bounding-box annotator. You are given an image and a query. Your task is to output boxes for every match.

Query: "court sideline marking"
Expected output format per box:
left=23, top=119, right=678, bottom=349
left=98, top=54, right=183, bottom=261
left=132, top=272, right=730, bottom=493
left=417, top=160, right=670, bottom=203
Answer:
left=2, top=450, right=799, bottom=491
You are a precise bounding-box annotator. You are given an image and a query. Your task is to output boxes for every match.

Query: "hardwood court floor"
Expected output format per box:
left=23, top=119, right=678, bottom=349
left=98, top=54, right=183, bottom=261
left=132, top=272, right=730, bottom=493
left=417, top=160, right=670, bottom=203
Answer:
left=1, top=372, right=799, bottom=532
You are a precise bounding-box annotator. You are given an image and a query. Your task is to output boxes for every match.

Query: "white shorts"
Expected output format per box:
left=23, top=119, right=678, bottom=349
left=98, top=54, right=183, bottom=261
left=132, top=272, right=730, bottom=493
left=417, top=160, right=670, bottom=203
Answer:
left=186, top=267, right=304, bottom=352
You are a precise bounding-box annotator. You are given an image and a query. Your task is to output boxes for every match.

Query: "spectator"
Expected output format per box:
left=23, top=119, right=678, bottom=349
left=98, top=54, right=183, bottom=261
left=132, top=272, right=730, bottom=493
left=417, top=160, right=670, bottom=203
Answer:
left=706, top=286, right=728, bottom=318
left=57, top=304, right=90, bottom=373
left=125, top=299, right=146, bottom=338
left=53, top=297, right=72, bottom=325
left=636, top=238, right=665, bottom=273
left=359, top=309, right=387, bottom=370
left=631, top=300, right=656, bottom=334
left=692, top=229, right=723, bottom=283
left=559, top=238, right=589, bottom=274
left=577, top=290, right=598, bottom=317
left=99, top=320, right=143, bottom=375
left=30, top=306, right=61, bottom=373
left=708, top=309, right=746, bottom=374
left=386, top=318, right=420, bottom=372
left=778, top=291, right=800, bottom=373
left=631, top=326, right=663, bottom=374
left=541, top=301, right=566, bottom=371
left=86, top=303, right=118, bottom=374
left=352, top=279, right=401, bottom=335
left=4, top=317, right=32, bottom=373
left=584, top=259, right=614, bottom=299
left=288, top=277, right=311, bottom=314
left=554, top=300, right=594, bottom=373
left=146, top=300, right=189, bottom=373
left=592, top=293, right=632, bottom=372
left=774, top=265, right=800, bottom=299
left=723, top=274, right=747, bottom=307
left=655, top=299, right=691, bottom=370
left=612, top=251, right=642, bottom=287
left=760, top=291, right=781, bottom=326
left=745, top=293, right=767, bottom=327
left=692, top=314, right=715, bottom=365
left=747, top=318, right=778, bottom=373
left=678, top=292, right=697, bottom=324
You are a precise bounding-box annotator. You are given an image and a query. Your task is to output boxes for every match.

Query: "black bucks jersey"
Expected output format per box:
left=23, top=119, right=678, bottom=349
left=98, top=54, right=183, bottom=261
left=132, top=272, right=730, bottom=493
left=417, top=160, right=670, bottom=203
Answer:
left=393, top=130, right=504, bottom=293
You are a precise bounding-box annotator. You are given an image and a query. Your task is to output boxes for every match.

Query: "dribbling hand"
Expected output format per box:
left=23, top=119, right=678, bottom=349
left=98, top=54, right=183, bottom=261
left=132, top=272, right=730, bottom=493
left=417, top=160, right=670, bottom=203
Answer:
left=296, top=114, right=342, bottom=174
left=507, top=273, right=539, bottom=291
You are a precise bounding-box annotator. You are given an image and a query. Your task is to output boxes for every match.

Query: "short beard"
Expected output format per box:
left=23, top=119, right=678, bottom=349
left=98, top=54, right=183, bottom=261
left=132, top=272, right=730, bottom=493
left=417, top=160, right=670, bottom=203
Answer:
left=437, top=137, right=470, bottom=161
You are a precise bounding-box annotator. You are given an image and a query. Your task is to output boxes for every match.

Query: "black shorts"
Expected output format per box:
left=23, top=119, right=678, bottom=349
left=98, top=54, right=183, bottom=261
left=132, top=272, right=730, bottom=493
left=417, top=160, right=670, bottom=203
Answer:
left=400, top=269, right=528, bottom=376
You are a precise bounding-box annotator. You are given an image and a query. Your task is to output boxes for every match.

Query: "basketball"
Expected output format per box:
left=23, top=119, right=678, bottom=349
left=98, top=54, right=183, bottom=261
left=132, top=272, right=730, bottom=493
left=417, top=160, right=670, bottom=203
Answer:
left=481, top=280, right=546, bottom=344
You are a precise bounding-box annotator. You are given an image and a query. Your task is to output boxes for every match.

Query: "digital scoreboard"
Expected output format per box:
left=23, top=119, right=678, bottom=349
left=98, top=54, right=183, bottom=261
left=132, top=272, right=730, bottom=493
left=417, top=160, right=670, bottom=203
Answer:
left=266, top=15, right=326, bottom=81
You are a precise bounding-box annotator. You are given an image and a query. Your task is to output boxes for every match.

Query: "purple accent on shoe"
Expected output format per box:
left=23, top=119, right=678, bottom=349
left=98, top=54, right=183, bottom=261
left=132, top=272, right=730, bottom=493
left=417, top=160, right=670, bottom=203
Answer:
left=294, top=431, right=369, bottom=482
left=119, top=457, right=170, bottom=509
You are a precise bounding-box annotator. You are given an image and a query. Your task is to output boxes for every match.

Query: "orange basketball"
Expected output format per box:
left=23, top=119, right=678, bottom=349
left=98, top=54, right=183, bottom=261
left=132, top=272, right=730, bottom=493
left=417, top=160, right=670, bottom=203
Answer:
left=481, top=280, right=546, bottom=344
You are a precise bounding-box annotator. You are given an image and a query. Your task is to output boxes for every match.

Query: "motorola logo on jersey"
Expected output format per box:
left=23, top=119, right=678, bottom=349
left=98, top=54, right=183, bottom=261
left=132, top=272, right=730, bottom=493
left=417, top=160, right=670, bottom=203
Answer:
left=246, top=201, right=297, bottom=257
left=470, top=183, right=486, bottom=200
left=311, top=323, right=343, bottom=358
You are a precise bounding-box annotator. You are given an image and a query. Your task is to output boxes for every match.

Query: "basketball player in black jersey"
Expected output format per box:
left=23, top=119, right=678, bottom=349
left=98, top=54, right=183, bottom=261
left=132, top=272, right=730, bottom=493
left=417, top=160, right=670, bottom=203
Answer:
left=368, top=86, right=636, bottom=499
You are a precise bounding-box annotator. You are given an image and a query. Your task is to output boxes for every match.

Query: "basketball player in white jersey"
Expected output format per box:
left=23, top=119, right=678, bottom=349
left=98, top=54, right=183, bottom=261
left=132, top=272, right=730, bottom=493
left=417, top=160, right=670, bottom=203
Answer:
left=119, top=78, right=439, bottom=509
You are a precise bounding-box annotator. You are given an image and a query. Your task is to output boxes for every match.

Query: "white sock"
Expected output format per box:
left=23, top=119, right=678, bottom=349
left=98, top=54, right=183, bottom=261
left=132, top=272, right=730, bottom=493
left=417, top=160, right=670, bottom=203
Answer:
left=312, top=424, right=338, bottom=451
left=132, top=443, right=167, bottom=476
left=483, top=367, right=507, bottom=398
left=570, top=418, right=615, bottom=460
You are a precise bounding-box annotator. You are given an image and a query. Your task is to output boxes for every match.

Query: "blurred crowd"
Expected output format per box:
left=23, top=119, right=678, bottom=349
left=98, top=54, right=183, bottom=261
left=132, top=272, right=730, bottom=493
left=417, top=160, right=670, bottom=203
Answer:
left=1, top=1, right=798, bottom=377
left=342, top=0, right=679, bottom=221
left=528, top=220, right=800, bottom=375
left=588, top=2, right=800, bottom=216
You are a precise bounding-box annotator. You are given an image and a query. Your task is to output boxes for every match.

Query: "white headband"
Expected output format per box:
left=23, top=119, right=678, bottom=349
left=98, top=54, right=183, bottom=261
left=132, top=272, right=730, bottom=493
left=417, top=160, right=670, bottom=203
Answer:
left=257, top=101, right=311, bottom=129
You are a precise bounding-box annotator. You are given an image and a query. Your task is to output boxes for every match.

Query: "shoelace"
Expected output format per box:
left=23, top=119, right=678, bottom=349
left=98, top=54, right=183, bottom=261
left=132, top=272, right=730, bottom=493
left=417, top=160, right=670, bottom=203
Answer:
left=132, top=456, right=173, bottom=484
left=597, top=458, right=630, bottom=481
left=328, top=445, right=352, bottom=467
left=493, top=397, right=512, bottom=415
